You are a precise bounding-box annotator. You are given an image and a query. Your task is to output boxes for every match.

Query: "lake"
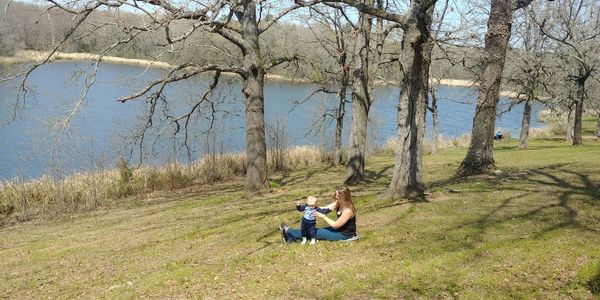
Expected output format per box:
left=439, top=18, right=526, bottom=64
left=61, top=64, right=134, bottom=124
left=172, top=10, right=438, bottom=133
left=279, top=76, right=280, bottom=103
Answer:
left=0, top=61, right=544, bottom=181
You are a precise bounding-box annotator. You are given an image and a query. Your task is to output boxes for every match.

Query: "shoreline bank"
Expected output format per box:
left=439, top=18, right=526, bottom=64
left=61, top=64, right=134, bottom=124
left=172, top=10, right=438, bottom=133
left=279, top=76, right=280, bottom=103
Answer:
left=2, top=50, right=519, bottom=95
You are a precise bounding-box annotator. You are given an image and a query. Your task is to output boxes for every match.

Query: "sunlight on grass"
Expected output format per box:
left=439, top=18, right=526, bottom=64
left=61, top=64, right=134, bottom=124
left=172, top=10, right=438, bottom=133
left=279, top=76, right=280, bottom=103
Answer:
left=1, top=137, right=599, bottom=298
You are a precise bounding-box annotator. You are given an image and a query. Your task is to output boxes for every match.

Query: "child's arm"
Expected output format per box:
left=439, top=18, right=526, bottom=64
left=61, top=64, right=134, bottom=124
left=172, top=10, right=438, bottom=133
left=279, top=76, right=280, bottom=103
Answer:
left=315, top=207, right=331, bottom=214
left=296, top=203, right=306, bottom=212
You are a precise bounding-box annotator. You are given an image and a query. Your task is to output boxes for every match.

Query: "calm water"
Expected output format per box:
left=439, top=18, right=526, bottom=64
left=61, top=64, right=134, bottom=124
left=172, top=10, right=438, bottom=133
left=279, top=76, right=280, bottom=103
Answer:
left=0, top=61, right=544, bottom=180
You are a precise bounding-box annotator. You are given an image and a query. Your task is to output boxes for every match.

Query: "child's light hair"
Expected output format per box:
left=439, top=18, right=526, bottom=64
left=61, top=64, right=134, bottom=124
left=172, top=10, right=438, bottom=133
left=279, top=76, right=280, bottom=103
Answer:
left=307, top=196, right=318, bottom=206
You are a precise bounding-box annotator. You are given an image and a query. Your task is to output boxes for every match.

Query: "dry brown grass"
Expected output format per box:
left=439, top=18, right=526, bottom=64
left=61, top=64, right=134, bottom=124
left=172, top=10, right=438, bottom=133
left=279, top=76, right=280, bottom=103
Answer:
left=383, top=134, right=472, bottom=154
left=528, top=126, right=555, bottom=138
left=0, top=146, right=326, bottom=223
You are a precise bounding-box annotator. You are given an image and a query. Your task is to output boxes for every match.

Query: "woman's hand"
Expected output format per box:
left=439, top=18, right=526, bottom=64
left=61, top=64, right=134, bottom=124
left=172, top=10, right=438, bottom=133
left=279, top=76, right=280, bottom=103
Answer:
left=312, top=211, right=325, bottom=219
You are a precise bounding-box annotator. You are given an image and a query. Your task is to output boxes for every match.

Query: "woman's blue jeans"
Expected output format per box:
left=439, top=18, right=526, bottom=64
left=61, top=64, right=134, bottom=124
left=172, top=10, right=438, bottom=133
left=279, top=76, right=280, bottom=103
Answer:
left=286, top=226, right=349, bottom=242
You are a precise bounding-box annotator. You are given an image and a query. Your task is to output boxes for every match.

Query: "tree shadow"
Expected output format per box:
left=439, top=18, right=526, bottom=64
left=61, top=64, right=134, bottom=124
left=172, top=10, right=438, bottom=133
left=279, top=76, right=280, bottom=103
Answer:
left=427, top=163, right=571, bottom=191
left=447, top=163, right=599, bottom=251
left=535, top=137, right=569, bottom=142
left=271, top=165, right=334, bottom=187
left=364, top=165, right=394, bottom=183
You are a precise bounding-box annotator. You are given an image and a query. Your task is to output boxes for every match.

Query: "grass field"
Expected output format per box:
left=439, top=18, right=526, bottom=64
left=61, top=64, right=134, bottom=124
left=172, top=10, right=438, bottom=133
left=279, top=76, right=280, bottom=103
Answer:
left=1, top=136, right=599, bottom=298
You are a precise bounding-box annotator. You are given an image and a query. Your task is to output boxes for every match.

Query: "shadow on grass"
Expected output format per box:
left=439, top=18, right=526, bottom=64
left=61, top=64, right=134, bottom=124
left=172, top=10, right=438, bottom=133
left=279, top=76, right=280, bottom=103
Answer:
left=271, top=165, right=334, bottom=187
left=505, top=144, right=566, bottom=151
left=364, top=165, right=393, bottom=183
left=535, top=137, right=571, bottom=142
left=447, top=163, right=599, bottom=251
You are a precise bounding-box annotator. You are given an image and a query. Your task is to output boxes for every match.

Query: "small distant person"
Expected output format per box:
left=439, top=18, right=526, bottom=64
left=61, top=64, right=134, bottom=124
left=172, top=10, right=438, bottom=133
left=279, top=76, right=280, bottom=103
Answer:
left=494, top=130, right=503, bottom=140
left=295, top=196, right=331, bottom=245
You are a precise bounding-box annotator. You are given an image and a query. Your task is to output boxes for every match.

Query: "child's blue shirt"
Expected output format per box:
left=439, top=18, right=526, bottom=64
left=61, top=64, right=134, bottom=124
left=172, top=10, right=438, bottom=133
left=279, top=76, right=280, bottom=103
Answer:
left=297, top=204, right=330, bottom=221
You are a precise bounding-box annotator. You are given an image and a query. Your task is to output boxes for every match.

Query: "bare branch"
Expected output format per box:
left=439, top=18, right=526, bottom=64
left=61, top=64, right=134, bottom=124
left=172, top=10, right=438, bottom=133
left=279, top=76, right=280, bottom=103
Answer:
left=117, top=64, right=244, bottom=103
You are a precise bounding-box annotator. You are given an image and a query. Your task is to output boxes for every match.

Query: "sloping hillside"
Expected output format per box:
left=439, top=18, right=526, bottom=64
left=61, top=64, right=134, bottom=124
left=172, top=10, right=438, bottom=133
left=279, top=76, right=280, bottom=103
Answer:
left=1, top=137, right=599, bottom=298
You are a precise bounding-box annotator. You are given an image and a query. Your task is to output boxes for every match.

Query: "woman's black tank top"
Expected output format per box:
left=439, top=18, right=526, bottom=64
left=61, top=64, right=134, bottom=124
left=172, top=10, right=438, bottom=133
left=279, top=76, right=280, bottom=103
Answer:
left=337, top=211, right=356, bottom=237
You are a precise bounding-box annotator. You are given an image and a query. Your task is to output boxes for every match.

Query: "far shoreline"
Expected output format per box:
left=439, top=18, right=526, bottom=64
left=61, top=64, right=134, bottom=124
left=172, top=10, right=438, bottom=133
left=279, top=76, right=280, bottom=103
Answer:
left=1, top=50, right=519, bottom=97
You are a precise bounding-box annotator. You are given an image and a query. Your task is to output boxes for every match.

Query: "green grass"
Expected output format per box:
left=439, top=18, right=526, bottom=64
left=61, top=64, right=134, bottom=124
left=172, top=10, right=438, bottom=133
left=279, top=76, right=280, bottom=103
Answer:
left=584, top=116, right=599, bottom=136
left=1, top=137, right=599, bottom=298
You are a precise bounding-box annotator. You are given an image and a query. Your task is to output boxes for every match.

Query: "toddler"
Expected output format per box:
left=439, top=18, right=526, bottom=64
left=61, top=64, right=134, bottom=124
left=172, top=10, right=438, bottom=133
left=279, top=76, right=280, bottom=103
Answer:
left=296, top=196, right=330, bottom=245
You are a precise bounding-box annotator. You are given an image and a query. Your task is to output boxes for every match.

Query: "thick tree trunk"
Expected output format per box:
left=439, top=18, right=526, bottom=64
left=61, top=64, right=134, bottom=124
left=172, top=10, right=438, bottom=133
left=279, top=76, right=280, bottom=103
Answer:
left=345, top=86, right=369, bottom=184
left=519, top=93, right=533, bottom=148
left=345, top=6, right=372, bottom=184
left=431, top=87, right=439, bottom=153
left=572, top=82, right=584, bottom=145
left=241, top=2, right=268, bottom=192
left=457, top=0, right=513, bottom=176
left=566, top=104, right=574, bottom=141
left=385, top=4, right=434, bottom=198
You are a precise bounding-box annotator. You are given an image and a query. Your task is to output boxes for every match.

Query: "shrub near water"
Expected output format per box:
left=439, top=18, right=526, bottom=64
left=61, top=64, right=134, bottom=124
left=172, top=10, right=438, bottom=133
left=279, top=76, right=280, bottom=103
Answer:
left=0, top=146, right=325, bottom=223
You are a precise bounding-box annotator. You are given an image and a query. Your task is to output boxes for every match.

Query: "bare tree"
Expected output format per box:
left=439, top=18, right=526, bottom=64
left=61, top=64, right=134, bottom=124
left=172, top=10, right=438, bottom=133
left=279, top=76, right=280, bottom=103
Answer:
left=298, top=0, right=439, bottom=196
left=428, top=0, right=466, bottom=154
left=384, top=1, right=436, bottom=197
left=535, top=0, right=600, bottom=145
left=267, top=117, right=287, bottom=171
left=343, top=0, right=375, bottom=184
left=506, top=7, right=551, bottom=148
left=303, top=6, right=354, bottom=166
left=310, top=0, right=391, bottom=185
left=456, top=0, right=537, bottom=176
left=6, top=1, right=307, bottom=192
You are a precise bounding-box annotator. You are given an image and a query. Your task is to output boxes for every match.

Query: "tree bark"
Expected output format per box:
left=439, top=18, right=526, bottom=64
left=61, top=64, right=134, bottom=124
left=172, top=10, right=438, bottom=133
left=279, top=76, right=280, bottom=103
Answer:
left=385, top=3, right=434, bottom=197
left=596, top=112, right=600, bottom=138
left=240, top=1, right=268, bottom=192
left=431, top=87, right=439, bottom=153
left=457, top=0, right=514, bottom=176
left=572, top=81, right=584, bottom=145
left=333, top=69, right=349, bottom=166
left=566, top=103, right=574, bottom=141
left=345, top=4, right=373, bottom=185
left=518, top=93, right=533, bottom=148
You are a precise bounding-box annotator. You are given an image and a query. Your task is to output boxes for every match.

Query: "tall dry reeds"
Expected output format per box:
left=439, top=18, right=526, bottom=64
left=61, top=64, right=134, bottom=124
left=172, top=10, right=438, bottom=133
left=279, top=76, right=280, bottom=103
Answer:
left=383, top=134, right=472, bottom=154
left=537, top=109, right=568, bottom=135
left=0, top=146, right=325, bottom=222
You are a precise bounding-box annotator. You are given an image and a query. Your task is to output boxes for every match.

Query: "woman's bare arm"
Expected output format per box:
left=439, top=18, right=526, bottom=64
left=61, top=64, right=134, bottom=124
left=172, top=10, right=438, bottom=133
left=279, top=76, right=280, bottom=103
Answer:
left=315, top=208, right=353, bottom=229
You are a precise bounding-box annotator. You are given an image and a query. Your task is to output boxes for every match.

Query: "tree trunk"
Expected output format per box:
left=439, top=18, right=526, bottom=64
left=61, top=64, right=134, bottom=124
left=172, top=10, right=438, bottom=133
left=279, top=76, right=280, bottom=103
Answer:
left=241, top=2, right=268, bottom=192
left=385, top=3, right=434, bottom=198
left=518, top=93, right=533, bottom=148
left=333, top=70, right=349, bottom=166
left=345, top=5, right=372, bottom=185
left=566, top=104, right=574, bottom=141
left=457, top=0, right=513, bottom=176
left=596, top=112, right=600, bottom=138
left=345, top=84, right=369, bottom=184
left=431, top=87, right=439, bottom=154
left=572, top=82, right=584, bottom=145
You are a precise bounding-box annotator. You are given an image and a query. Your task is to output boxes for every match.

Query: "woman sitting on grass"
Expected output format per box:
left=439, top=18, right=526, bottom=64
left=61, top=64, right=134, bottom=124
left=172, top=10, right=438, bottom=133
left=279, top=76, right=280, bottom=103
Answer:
left=279, top=187, right=357, bottom=243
